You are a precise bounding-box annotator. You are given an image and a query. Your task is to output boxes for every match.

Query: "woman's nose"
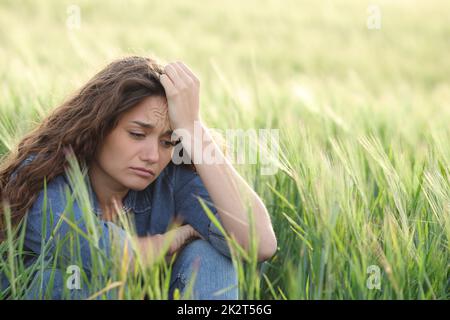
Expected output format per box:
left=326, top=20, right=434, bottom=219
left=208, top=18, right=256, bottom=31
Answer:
left=141, top=139, right=160, bottom=163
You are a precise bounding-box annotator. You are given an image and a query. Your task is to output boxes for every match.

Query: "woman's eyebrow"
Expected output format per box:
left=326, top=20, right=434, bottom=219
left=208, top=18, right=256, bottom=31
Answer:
left=129, top=120, right=173, bottom=136
left=130, top=120, right=155, bottom=129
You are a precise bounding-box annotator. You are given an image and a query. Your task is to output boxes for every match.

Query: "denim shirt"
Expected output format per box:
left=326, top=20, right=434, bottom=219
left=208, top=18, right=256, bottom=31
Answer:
left=8, top=154, right=231, bottom=277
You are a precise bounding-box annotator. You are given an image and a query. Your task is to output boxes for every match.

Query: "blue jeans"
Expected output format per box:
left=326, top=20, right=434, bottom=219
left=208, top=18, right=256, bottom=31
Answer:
left=25, top=239, right=238, bottom=300
left=168, top=239, right=238, bottom=299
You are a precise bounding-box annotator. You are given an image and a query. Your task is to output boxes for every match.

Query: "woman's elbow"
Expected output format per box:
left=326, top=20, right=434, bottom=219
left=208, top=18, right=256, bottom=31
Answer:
left=235, top=232, right=277, bottom=262
left=257, top=234, right=278, bottom=262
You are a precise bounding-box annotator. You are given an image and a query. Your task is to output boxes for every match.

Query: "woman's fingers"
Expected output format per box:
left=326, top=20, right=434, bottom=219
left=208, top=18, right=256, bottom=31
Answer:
left=173, top=61, right=194, bottom=85
left=163, top=63, right=187, bottom=89
left=163, top=63, right=178, bottom=82
left=177, top=62, right=200, bottom=85
left=159, top=62, right=201, bottom=130
left=162, top=61, right=199, bottom=91
left=159, top=73, right=177, bottom=96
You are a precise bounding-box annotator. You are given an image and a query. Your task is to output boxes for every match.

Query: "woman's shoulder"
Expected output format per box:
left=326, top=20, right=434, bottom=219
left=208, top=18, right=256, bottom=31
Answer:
left=27, top=174, right=72, bottom=216
left=10, top=153, right=38, bottom=182
left=11, top=152, right=67, bottom=192
left=11, top=153, right=72, bottom=216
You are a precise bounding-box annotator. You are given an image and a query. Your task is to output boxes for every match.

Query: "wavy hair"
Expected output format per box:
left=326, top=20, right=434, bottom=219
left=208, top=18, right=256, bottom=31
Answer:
left=0, top=56, right=167, bottom=242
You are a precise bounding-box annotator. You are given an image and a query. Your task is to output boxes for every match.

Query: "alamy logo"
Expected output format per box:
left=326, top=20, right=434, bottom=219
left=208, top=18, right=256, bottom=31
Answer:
left=171, top=121, right=280, bottom=175
left=366, top=265, right=381, bottom=290
left=66, top=265, right=81, bottom=290
left=66, top=5, right=81, bottom=30
left=366, top=5, right=382, bottom=30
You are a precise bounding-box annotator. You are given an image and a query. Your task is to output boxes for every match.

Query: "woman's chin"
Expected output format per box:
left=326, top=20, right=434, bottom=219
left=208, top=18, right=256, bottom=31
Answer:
left=127, top=178, right=155, bottom=191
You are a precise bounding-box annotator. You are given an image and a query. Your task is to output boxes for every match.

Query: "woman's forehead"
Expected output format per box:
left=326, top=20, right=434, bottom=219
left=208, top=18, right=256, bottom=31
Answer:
left=123, top=96, right=170, bottom=129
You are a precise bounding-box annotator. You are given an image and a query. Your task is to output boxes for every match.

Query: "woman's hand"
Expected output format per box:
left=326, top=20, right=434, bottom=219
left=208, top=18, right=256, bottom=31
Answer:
left=159, top=61, right=201, bottom=131
left=135, top=224, right=203, bottom=266
left=164, top=224, right=203, bottom=255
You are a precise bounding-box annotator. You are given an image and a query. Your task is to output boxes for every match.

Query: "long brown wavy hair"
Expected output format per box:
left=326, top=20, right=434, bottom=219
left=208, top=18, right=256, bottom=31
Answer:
left=0, top=55, right=168, bottom=242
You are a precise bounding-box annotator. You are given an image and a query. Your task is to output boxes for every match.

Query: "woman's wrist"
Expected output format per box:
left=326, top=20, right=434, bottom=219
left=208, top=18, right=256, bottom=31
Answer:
left=136, top=225, right=202, bottom=265
left=167, top=224, right=201, bottom=255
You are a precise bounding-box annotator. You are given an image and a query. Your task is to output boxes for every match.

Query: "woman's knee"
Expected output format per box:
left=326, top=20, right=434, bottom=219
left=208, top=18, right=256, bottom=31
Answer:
left=176, top=239, right=234, bottom=272
left=170, top=239, right=238, bottom=300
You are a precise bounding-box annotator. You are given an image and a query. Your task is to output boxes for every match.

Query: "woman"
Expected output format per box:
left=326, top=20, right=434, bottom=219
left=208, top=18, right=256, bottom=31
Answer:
left=0, top=56, right=277, bottom=299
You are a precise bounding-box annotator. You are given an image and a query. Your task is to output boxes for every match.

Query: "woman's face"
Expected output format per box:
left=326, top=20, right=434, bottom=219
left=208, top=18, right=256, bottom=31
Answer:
left=93, top=95, right=175, bottom=191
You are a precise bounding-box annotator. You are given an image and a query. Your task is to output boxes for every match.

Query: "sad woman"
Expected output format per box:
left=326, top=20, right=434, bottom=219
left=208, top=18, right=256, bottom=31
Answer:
left=0, top=56, right=277, bottom=299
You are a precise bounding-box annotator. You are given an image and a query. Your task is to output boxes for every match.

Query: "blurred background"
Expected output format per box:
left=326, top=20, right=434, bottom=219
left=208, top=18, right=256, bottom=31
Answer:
left=0, top=0, right=449, bottom=299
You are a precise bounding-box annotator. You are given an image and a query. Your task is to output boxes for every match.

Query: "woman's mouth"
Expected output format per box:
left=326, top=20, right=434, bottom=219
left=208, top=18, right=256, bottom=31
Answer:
left=129, top=167, right=155, bottom=178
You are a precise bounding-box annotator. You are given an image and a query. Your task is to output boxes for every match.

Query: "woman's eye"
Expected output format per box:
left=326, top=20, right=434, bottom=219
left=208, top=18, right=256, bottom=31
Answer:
left=161, top=140, right=175, bottom=148
left=129, top=132, right=145, bottom=139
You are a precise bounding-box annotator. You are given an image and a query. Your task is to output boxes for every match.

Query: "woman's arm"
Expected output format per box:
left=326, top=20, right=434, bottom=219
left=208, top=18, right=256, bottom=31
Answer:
left=181, top=122, right=277, bottom=261
left=104, top=202, right=202, bottom=267
left=160, top=62, right=277, bottom=261
left=134, top=224, right=202, bottom=266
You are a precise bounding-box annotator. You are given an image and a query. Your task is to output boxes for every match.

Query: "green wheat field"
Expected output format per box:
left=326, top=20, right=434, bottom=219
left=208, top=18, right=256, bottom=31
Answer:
left=0, top=0, right=449, bottom=299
